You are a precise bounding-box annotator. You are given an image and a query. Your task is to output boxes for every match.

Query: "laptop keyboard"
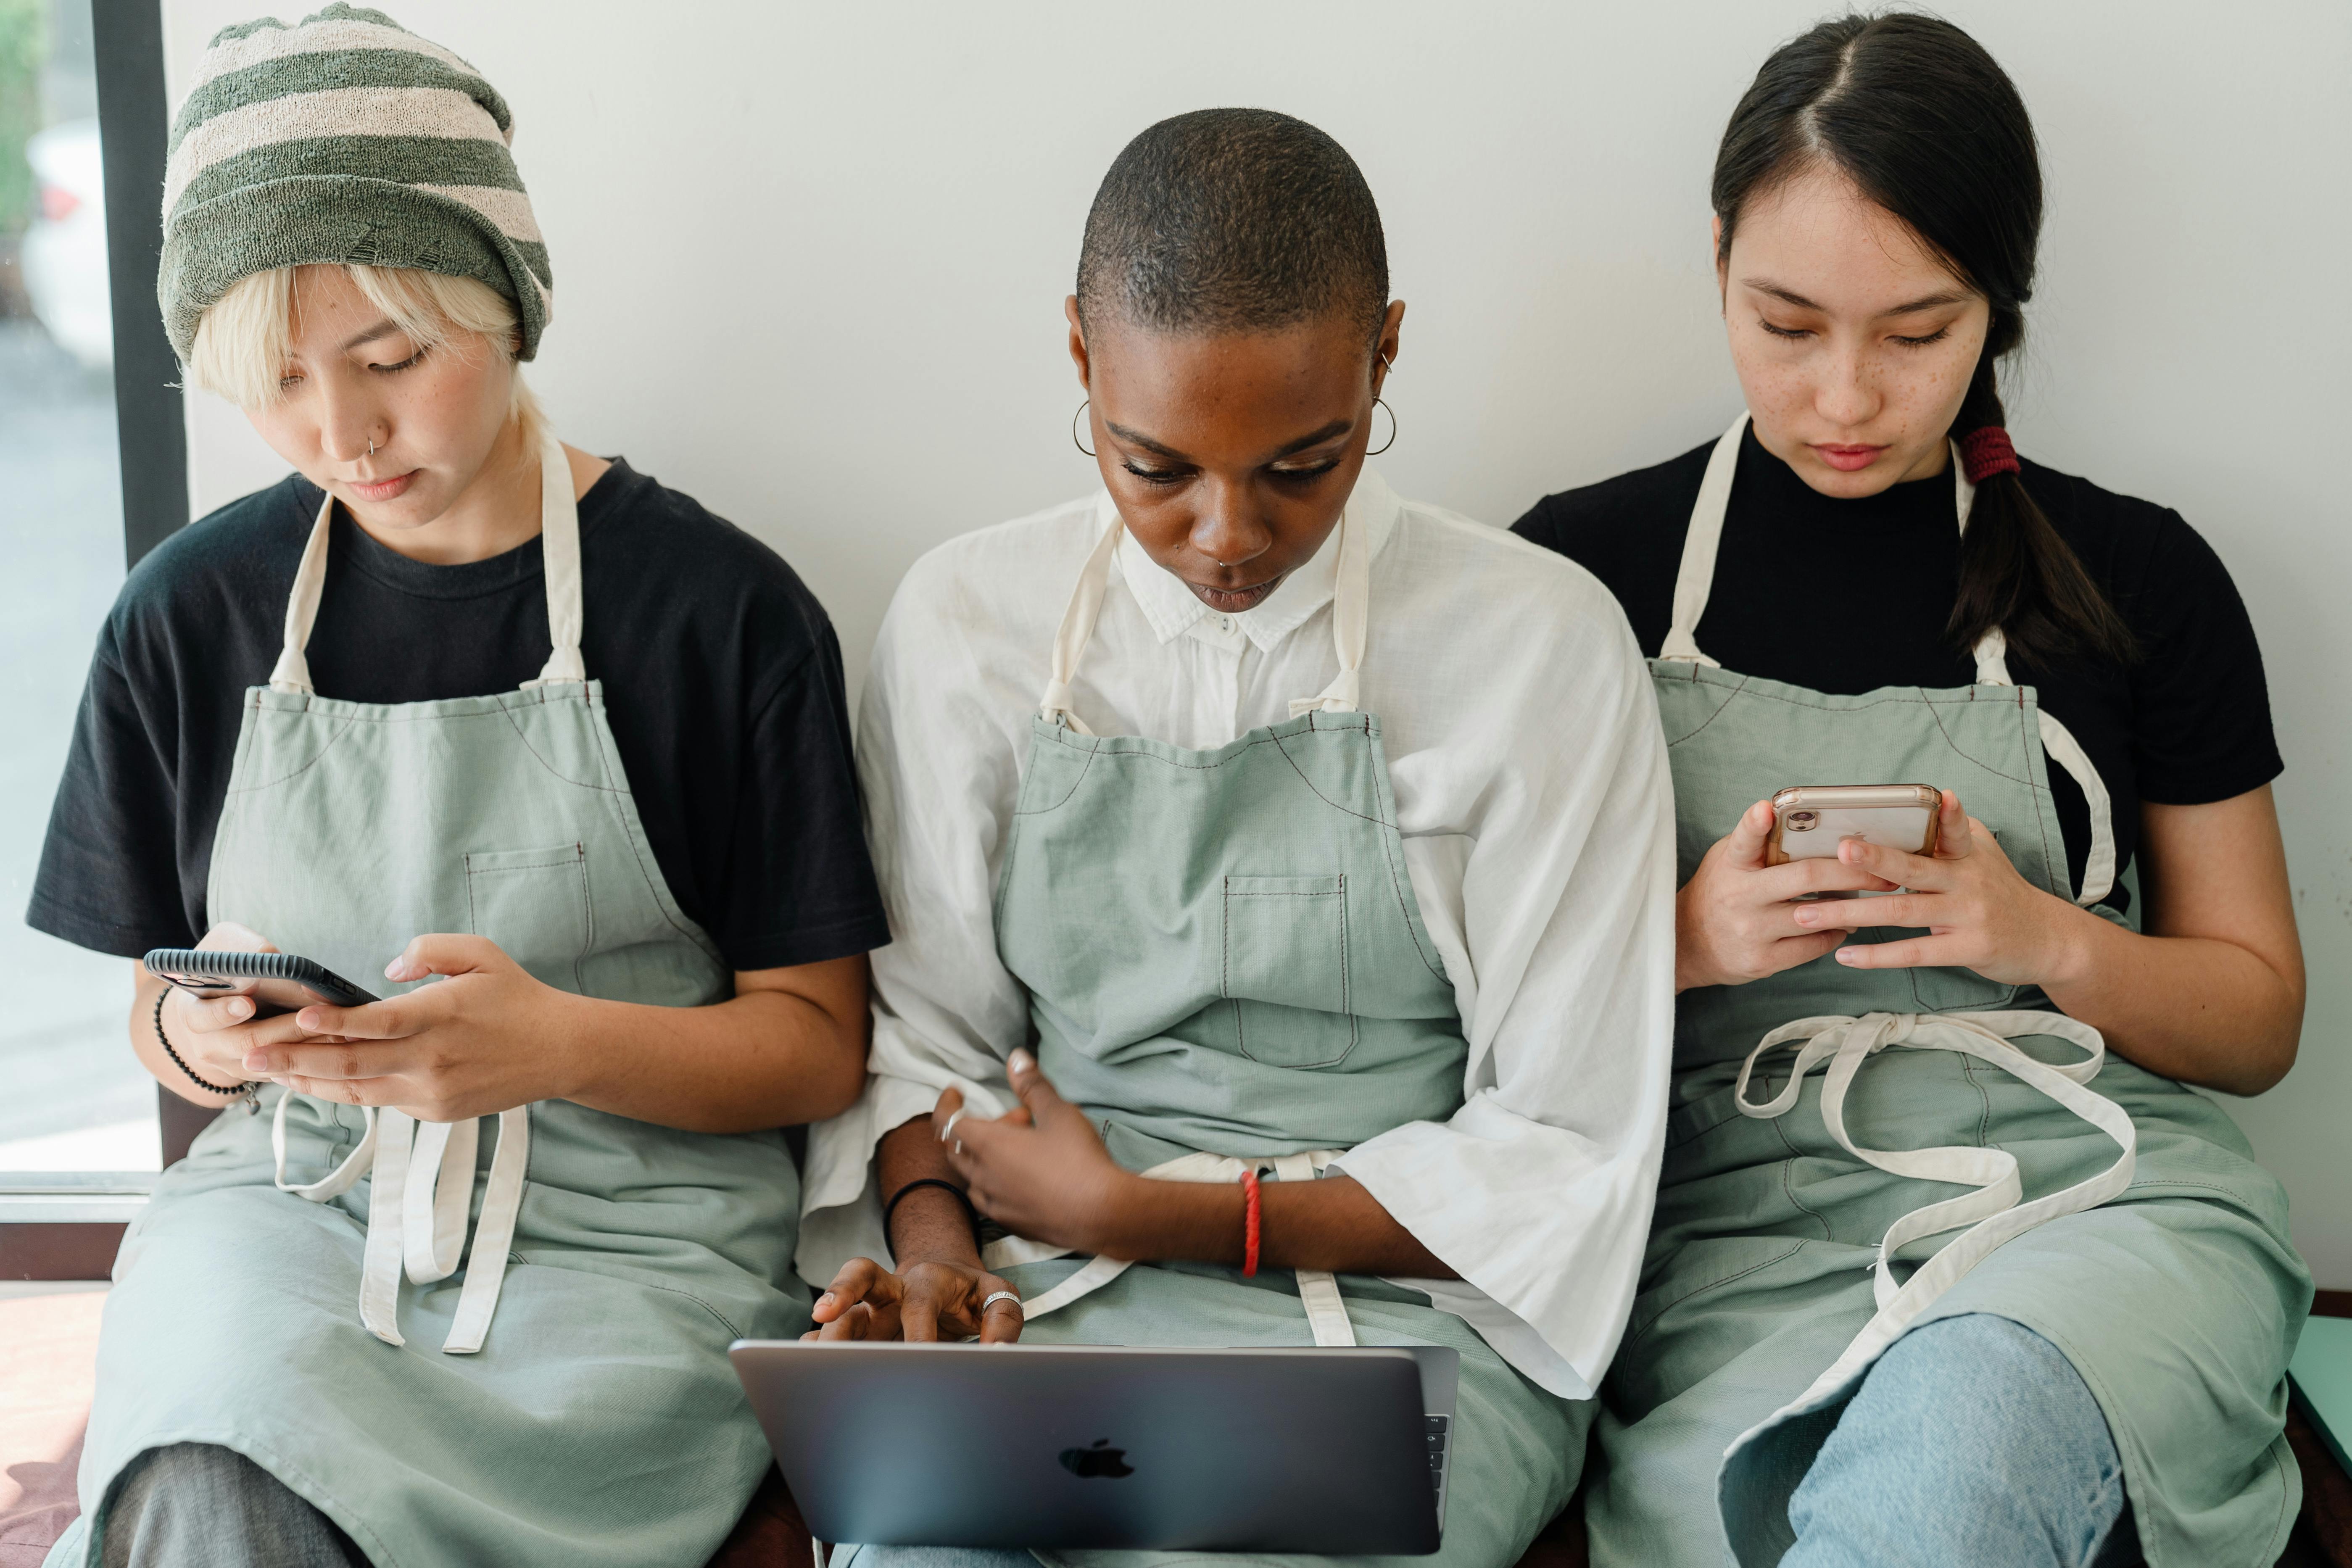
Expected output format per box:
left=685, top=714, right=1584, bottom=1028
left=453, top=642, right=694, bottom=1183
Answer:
left=1426, top=1414, right=1450, bottom=1502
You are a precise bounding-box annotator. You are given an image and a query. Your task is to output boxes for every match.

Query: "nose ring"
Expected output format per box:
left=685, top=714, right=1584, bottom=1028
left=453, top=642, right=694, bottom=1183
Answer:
left=368, top=439, right=375, bottom=456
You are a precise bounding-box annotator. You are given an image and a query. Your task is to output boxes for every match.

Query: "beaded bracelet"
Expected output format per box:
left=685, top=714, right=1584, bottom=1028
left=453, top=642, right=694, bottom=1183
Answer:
left=883, top=1176, right=982, bottom=1254
left=154, top=989, right=259, bottom=1111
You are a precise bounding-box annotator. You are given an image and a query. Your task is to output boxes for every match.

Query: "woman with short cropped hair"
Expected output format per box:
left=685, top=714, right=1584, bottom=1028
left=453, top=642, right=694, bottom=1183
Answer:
left=800, top=106, right=1678, bottom=1568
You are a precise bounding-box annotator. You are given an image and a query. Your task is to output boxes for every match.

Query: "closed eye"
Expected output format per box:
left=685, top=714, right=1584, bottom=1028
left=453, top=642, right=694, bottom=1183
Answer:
left=1892, top=327, right=1952, bottom=348
left=1758, top=318, right=1814, bottom=340
left=1121, top=461, right=1188, bottom=486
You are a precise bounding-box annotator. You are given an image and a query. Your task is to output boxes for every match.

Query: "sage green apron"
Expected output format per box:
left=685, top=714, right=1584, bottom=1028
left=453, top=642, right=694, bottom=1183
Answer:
left=981, top=497, right=1587, bottom=1568
left=52, top=437, right=810, bottom=1568
left=1585, top=416, right=2310, bottom=1568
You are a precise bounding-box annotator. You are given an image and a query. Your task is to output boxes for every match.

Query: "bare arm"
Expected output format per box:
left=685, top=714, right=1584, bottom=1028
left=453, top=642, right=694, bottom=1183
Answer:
left=1801, top=785, right=2304, bottom=1096
left=179, top=928, right=871, bottom=1131
left=2036, top=788, right=2303, bottom=1093
left=938, top=1051, right=1455, bottom=1278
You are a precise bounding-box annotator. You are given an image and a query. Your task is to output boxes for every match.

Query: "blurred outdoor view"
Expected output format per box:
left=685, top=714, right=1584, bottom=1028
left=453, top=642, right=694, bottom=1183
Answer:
left=0, top=0, right=157, bottom=1172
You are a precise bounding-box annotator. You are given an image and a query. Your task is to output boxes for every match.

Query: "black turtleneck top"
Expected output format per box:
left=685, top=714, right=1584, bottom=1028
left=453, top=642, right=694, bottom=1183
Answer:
left=1511, top=424, right=2281, bottom=914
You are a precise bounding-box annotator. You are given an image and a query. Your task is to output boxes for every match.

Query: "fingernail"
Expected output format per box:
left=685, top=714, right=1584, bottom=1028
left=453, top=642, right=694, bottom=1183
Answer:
left=1835, top=948, right=1862, bottom=965
left=1008, top=1049, right=1034, bottom=1073
left=229, top=998, right=253, bottom=1020
left=245, top=1052, right=273, bottom=1072
left=295, top=1009, right=319, bottom=1031
left=1793, top=908, right=1817, bottom=926
left=815, top=1292, right=833, bottom=1307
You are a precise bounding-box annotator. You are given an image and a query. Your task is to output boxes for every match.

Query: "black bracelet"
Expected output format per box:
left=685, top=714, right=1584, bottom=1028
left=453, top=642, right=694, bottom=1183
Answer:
left=883, top=1177, right=981, bottom=1253
left=154, top=988, right=258, bottom=1109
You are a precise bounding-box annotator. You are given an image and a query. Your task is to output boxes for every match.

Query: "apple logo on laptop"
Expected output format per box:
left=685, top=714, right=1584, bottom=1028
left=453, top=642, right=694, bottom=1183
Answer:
left=1059, top=1439, right=1134, bottom=1479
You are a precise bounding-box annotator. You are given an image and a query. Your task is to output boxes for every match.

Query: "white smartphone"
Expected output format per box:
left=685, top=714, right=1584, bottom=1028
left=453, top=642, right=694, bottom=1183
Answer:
left=1766, top=784, right=1941, bottom=896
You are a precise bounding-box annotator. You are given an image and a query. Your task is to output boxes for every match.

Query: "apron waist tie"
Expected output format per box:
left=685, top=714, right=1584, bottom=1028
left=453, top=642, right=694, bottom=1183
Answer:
left=273, top=1092, right=530, bottom=1353
left=1731, top=1009, right=2135, bottom=1423
left=981, top=1149, right=1358, bottom=1347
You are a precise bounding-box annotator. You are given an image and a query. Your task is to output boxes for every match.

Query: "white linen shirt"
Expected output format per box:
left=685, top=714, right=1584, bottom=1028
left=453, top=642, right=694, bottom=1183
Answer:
left=801, top=470, right=1676, bottom=1400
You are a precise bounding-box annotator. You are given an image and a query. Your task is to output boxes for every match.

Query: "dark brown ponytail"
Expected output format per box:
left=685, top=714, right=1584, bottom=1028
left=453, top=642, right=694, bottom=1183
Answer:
left=1713, top=12, right=2136, bottom=667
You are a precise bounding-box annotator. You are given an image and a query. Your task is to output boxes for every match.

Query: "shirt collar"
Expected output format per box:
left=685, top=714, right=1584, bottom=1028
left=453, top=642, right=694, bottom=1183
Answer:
left=1108, top=468, right=1399, bottom=653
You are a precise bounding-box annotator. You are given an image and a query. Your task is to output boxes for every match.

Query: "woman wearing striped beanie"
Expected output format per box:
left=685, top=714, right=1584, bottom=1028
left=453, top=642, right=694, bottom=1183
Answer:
left=32, top=8, right=889, bottom=1566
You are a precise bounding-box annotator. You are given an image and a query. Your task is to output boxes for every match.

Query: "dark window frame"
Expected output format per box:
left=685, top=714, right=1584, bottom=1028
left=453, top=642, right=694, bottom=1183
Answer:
left=3, top=0, right=187, bottom=1279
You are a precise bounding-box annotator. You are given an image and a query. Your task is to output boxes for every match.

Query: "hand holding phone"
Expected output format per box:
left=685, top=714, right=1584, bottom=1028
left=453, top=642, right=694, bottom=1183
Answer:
left=1766, top=785, right=1941, bottom=899
left=141, top=924, right=359, bottom=1099
left=1674, top=799, right=1901, bottom=993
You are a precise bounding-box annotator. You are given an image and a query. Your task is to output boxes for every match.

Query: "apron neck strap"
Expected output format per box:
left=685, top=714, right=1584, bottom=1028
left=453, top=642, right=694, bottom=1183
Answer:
left=1659, top=412, right=2006, bottom=679
left=268, top=433, right=586, bottom=697
left=1038, top=493, right=1372, bottom=733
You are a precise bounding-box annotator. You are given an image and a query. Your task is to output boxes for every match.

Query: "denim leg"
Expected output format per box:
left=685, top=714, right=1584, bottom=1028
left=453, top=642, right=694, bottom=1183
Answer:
left=1782, top=1313, right=2131, bottom=1568
left=834, top=1548, right=1037, bottom=1568
left=101, top=1444, right=364, bottom=1568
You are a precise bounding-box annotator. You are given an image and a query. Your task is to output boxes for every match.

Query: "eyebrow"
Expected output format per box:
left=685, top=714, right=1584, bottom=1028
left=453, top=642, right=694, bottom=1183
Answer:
left=338, top=318, right=406, bottom=353
left=1740, top=279, right=1974, bottom=316
left=1104, top=417, right=1355, bottom=465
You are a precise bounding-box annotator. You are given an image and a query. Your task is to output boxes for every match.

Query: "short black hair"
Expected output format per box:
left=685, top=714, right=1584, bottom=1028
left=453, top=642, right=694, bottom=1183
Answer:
left=1076, top=108, right=1388, bottom=344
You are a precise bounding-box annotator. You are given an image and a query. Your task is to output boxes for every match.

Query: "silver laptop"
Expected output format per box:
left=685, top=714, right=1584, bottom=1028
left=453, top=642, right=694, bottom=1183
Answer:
left=729, top=1340, right=1459, bottom=1554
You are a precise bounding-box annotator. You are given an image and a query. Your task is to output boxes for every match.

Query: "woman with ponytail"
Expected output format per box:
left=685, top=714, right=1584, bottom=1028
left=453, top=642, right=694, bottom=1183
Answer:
left=1514, top=13, right=2307, bottom=1568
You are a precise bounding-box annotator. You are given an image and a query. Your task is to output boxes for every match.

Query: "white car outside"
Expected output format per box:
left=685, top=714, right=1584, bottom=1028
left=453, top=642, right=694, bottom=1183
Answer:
left=22, top=118, right=111, bottom=370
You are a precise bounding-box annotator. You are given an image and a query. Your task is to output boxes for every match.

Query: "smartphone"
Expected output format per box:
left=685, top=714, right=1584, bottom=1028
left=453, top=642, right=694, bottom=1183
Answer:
left=144, top=948, right=379, bottom=1012
left=1765, top=785, right=1941, bottom=894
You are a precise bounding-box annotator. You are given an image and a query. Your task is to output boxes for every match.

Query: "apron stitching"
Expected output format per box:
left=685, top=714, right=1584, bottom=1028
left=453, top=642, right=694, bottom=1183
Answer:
left=2120, top=1174, right=2256, bottom=1204
left=1920, top=690, right=2043, bottom=791
left=1768, top=1130, right=1834, bottom=1242
left=1266, top=729, right=1450, bottom=984
left=219, top=712, right=363, bottom=793
left=490, top=697, right=626, bottom=792
left=626, top=1278, right=746, bottom=1339
left=1012, top=738, right=1101, bottom=816
left=1622, top=1238, right=1809, bottom=1355
left=577, top=696, right=730, bottom=964
left=1960, top=1054, right=1995, bottom=1148
left=2016, top=694, right=2069, bottom=899
left=1661, top=675, right=1752, bottom=747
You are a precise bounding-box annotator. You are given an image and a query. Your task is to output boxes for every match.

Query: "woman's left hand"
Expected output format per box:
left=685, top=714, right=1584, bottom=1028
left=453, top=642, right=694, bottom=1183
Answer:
left=1790, top=790, right=2089, bottom=986
left=243, top=934, right=582, bottom=1121
left=936, top=1049, right=1135, bottom=1257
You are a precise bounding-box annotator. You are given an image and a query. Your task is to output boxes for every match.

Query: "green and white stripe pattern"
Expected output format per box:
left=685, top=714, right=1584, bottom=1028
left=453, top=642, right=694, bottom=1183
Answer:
left=159, top=3, right=552, bottom=362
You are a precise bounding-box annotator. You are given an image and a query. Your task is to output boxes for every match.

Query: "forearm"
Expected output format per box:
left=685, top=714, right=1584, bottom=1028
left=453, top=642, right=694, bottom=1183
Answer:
left=879, top=1115, right=984, bottom=1265
left=562, top=978, right=868, bottom=1132
left=2040, top=905, right=2302, bottom=1094
left=1097, top=1171, right=1455, bottom=1278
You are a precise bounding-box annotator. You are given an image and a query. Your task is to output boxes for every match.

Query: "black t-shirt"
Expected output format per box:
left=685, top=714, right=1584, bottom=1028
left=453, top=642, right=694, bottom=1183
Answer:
left=1511, top=426, right=2283, bottom=912
left=31, top=460, right=891, bottom=972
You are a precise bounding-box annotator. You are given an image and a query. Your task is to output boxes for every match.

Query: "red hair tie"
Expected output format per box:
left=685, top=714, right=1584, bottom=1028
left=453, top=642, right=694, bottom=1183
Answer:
left=1960, top=426, right=2021, bottom=484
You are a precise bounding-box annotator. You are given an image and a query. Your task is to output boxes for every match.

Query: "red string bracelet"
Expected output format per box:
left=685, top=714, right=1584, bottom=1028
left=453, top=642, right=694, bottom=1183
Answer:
left=1960, top=425, right=2021, bottom=483
left=1240, top=1167, right=1262, bottom=1278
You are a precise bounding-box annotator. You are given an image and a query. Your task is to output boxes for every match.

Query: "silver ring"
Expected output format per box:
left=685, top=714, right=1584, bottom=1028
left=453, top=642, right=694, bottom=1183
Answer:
left=979, top=1290, right=1023, bottom=1315
left=940, top=1108, right=967, bottom=1143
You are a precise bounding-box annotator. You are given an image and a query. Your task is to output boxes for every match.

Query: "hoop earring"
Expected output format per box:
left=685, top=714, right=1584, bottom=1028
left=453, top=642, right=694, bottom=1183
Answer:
left=1072, top=398, right=1095, bottom=458
left=1367, top=398, right=1397, bottom=457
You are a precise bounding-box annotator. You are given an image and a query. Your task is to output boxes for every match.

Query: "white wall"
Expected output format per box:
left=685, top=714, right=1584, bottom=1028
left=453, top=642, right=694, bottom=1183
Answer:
left=164, top=3, right=2352, bottom=1278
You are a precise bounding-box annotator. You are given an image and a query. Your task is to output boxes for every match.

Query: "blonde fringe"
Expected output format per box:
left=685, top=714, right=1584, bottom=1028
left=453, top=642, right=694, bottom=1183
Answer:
left=186, top=265, right=546, bottom=453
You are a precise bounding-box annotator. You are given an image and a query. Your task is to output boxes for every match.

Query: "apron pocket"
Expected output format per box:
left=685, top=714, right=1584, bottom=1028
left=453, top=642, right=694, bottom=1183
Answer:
left=1223, top=875, right=1358, bottom=1068
left=466, top=843, right=593, bottom=994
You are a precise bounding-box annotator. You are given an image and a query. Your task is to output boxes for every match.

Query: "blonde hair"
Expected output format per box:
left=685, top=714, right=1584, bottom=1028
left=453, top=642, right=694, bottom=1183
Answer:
left=186, top=264, right=546, bottom=453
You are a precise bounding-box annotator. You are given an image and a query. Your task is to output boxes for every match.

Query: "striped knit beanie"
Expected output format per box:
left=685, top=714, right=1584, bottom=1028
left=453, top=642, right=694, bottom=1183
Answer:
left=158, top=4, right=551, bottom=363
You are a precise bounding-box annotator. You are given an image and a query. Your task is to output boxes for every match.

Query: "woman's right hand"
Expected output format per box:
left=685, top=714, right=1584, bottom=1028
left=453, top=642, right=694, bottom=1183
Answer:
left=1675, top=800, right=1897, bottom=992
left=805, top=1256, right=1025, bottom=1344
left=153, top=923, right=333, bottom=1090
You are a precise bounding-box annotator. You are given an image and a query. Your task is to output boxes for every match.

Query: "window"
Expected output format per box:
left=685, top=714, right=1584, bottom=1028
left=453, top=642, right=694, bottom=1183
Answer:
left=2, top=0, right=186, bottom=1239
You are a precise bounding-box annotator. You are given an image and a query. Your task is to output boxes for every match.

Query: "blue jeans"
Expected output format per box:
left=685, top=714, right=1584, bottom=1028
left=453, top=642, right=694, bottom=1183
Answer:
left=1784, top=1313, right=2134, bottom=1568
